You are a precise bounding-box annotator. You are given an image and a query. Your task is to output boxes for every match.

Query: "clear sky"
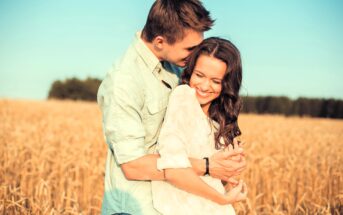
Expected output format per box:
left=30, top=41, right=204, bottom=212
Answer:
left=1, top=0, right=342, bottom=100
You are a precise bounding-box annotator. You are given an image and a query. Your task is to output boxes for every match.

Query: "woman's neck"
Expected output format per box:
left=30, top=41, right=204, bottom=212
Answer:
left=201, top=103, right=210, bottom=116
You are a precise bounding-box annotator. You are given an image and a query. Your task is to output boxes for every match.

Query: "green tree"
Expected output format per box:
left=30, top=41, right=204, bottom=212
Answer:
left=48, top=77, right=101, bottom=101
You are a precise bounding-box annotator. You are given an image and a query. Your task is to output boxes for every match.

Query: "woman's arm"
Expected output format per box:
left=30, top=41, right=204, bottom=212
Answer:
left=164, top=167, right=227, bottom=204
left=164, top=167, right=247, bottom=205
left=164, top=143, right=247, bottom=204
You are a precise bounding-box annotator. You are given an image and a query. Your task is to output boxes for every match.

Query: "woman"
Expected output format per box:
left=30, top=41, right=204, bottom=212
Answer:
left=152, top=37, right=247, bottom=215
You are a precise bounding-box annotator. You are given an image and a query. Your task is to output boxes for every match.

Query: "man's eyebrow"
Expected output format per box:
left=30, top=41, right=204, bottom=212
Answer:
left=186, top=45, right=197, bottom=51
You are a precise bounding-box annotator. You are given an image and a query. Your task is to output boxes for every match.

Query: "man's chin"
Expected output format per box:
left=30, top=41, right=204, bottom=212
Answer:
left=175, top=61, right=187, bottom=68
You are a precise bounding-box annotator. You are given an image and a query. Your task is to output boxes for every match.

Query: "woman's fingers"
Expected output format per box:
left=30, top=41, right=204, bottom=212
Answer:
left=224, top=177, right=239, bottom=190
left=228, top=143, right=233, bottom=152
left=227, top=177, right=239, bottom=185
left=233, top=139, right=239, bottom=149
left=225, top=179, right=248, bottom=203
left=222, top=147, right=243, bottom=158
left=238, top=141, right=245, bottom=147
left=237, top=181, right=248, bottom=201
left=235, top=179, right=243, bottom=191
left=242, top=182, right=248, bottom=196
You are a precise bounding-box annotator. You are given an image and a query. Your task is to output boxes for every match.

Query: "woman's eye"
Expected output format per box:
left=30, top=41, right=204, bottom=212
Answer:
left=213, top=80, right=221, bottom=84
left=196, top=73, right=203, bottom=78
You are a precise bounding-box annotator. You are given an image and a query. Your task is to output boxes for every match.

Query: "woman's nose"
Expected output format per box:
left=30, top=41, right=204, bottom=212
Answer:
left=199, top=79, right=210, bottom=91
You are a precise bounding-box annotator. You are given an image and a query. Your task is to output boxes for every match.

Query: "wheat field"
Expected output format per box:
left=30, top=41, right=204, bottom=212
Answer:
left=1, top=99, right=342, bottom=214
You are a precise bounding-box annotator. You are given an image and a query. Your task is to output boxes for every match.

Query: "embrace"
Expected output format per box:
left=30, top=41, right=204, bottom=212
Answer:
left=97, top=1, right=247, bottom=214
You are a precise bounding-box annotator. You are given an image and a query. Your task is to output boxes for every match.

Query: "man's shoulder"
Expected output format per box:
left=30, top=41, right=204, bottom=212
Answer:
left=103, top=55, right=146, bottom=89
left=113, top=47, right=143, bottom=76
left=98, top=55, right=145, bottom=98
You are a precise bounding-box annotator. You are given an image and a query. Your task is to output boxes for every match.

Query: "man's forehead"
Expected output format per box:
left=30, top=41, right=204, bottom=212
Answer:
left=181, top=31, right=203, bottom=47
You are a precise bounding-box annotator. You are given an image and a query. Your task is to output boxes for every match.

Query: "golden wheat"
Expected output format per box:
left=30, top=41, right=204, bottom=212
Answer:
left=1, top=99, right=342, bottom=214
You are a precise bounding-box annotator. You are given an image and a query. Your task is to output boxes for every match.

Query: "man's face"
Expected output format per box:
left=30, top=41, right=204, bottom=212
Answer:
left=162, top=29, right=203, bottom=67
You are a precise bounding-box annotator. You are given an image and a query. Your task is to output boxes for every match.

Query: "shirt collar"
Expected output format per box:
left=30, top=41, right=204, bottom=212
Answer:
left=133, top=32, right=162, bottom=73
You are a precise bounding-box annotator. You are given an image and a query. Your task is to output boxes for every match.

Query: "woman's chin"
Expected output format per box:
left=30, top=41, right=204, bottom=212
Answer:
left=196, top=97, right=209, bottom=106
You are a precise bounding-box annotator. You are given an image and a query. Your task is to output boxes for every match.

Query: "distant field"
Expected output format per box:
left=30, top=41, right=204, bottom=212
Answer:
left=1, top=99, right=342, bottom=214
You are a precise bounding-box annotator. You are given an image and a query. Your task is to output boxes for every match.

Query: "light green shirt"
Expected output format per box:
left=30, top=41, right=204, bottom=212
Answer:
left=97, top=32, right=180, bottom=215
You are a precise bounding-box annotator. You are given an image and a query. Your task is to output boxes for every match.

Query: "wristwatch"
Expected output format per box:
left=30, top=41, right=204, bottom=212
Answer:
left=203, top=157, right=210, bottom=176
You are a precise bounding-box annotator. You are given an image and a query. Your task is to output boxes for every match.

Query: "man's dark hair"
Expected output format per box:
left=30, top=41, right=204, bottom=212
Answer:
left=142, top=0, right=214, bottom=44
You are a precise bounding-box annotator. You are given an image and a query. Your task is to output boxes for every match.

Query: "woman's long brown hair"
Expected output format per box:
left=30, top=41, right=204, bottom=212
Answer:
left=181, top=37, right=242, bottom=149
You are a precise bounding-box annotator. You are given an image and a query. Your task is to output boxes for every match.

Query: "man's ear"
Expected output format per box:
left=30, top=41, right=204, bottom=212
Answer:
left=152, top=36, right=166, bottom=51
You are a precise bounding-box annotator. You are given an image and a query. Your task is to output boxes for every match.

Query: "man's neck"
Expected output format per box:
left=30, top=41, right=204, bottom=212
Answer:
left=141, top=37, right=163, bottom=61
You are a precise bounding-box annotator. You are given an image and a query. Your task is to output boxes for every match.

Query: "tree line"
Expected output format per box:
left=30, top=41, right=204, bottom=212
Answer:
left=48, top=77, right=343, bottom=119
left=48, top=77, right=101, bottom=101
left=242, top=96, right=343, bottom=119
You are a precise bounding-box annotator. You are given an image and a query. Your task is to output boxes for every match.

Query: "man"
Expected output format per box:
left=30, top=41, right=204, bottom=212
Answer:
left=97, top=0, right=246, bottom=214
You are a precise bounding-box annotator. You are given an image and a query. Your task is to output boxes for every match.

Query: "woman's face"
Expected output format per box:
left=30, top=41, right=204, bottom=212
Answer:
left=189, top=54, right=227, bottom=114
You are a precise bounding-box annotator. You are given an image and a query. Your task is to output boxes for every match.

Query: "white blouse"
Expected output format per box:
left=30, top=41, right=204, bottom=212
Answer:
left=151, top=85, right=235, bottom=215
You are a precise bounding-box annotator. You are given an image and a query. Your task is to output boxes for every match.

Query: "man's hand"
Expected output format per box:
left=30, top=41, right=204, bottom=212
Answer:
left=209, top=140, right=246, bottom=182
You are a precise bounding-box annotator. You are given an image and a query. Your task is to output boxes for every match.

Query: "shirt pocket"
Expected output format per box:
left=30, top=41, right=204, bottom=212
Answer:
left=147, top=99, right=168, bottom=115
left=144, top=98, right=169, bottom=132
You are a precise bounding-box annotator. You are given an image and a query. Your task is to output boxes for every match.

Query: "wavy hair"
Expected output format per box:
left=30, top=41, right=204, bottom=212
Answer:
left=181, top=37, right=242, bottom=149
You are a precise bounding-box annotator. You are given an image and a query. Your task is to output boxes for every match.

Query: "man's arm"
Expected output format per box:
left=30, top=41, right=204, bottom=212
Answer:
left=98, top=71, right=149, bottom=167
left=122, top=148, right=247, bottom=205
left=121, top=146, right=246, bottom=181
left=121, top=154, right=164, bottom=180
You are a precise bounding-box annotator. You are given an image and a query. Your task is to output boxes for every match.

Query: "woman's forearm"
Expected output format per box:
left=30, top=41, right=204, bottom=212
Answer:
left=189, top=157, right=206, bottom=176
left=164, top=168, right=227, bottom=205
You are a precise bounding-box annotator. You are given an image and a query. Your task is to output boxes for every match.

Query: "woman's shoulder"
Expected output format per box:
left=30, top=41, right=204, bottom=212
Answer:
left=168, top=84, right=197, bottom=110
left=172, top=84, right=193, bottom=95
left=169, top=84, right=195, bottom=101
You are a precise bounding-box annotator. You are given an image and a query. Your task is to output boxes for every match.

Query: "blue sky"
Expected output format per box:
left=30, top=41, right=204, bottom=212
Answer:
left=1, top=0, right=342, bottom=100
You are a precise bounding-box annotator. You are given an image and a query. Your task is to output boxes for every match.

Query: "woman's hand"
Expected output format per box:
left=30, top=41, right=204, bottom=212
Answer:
left=209, top=140, right=246, bottom=181
left=223, top=179, right=248, bottom=204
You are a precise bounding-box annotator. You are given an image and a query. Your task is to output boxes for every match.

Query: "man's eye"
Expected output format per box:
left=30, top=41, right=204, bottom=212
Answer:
left=187, top=47, right=195, bottom=51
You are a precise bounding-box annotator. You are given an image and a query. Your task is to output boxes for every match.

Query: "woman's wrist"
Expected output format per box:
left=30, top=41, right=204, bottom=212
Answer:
left=212, top=193, right=231, bottom=205
left=203, top=157, right=210, bottom=176
left=189, top=157, right=206, bottom=176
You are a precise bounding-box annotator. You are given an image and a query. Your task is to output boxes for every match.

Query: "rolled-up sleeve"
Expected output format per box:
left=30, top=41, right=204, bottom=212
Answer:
left=157, top=86, right=193, bottom=170
left=98, top=70, right=146, bottom=164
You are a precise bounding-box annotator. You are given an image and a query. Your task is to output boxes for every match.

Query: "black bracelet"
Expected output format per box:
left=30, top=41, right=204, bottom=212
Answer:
left=203, top=157, right=210, bottom=176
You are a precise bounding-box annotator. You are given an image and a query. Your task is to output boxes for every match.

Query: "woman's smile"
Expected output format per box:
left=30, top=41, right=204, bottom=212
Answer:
left=195, top=88, right=211, bottom=98
left=189, top=54, right=227, bottom=114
